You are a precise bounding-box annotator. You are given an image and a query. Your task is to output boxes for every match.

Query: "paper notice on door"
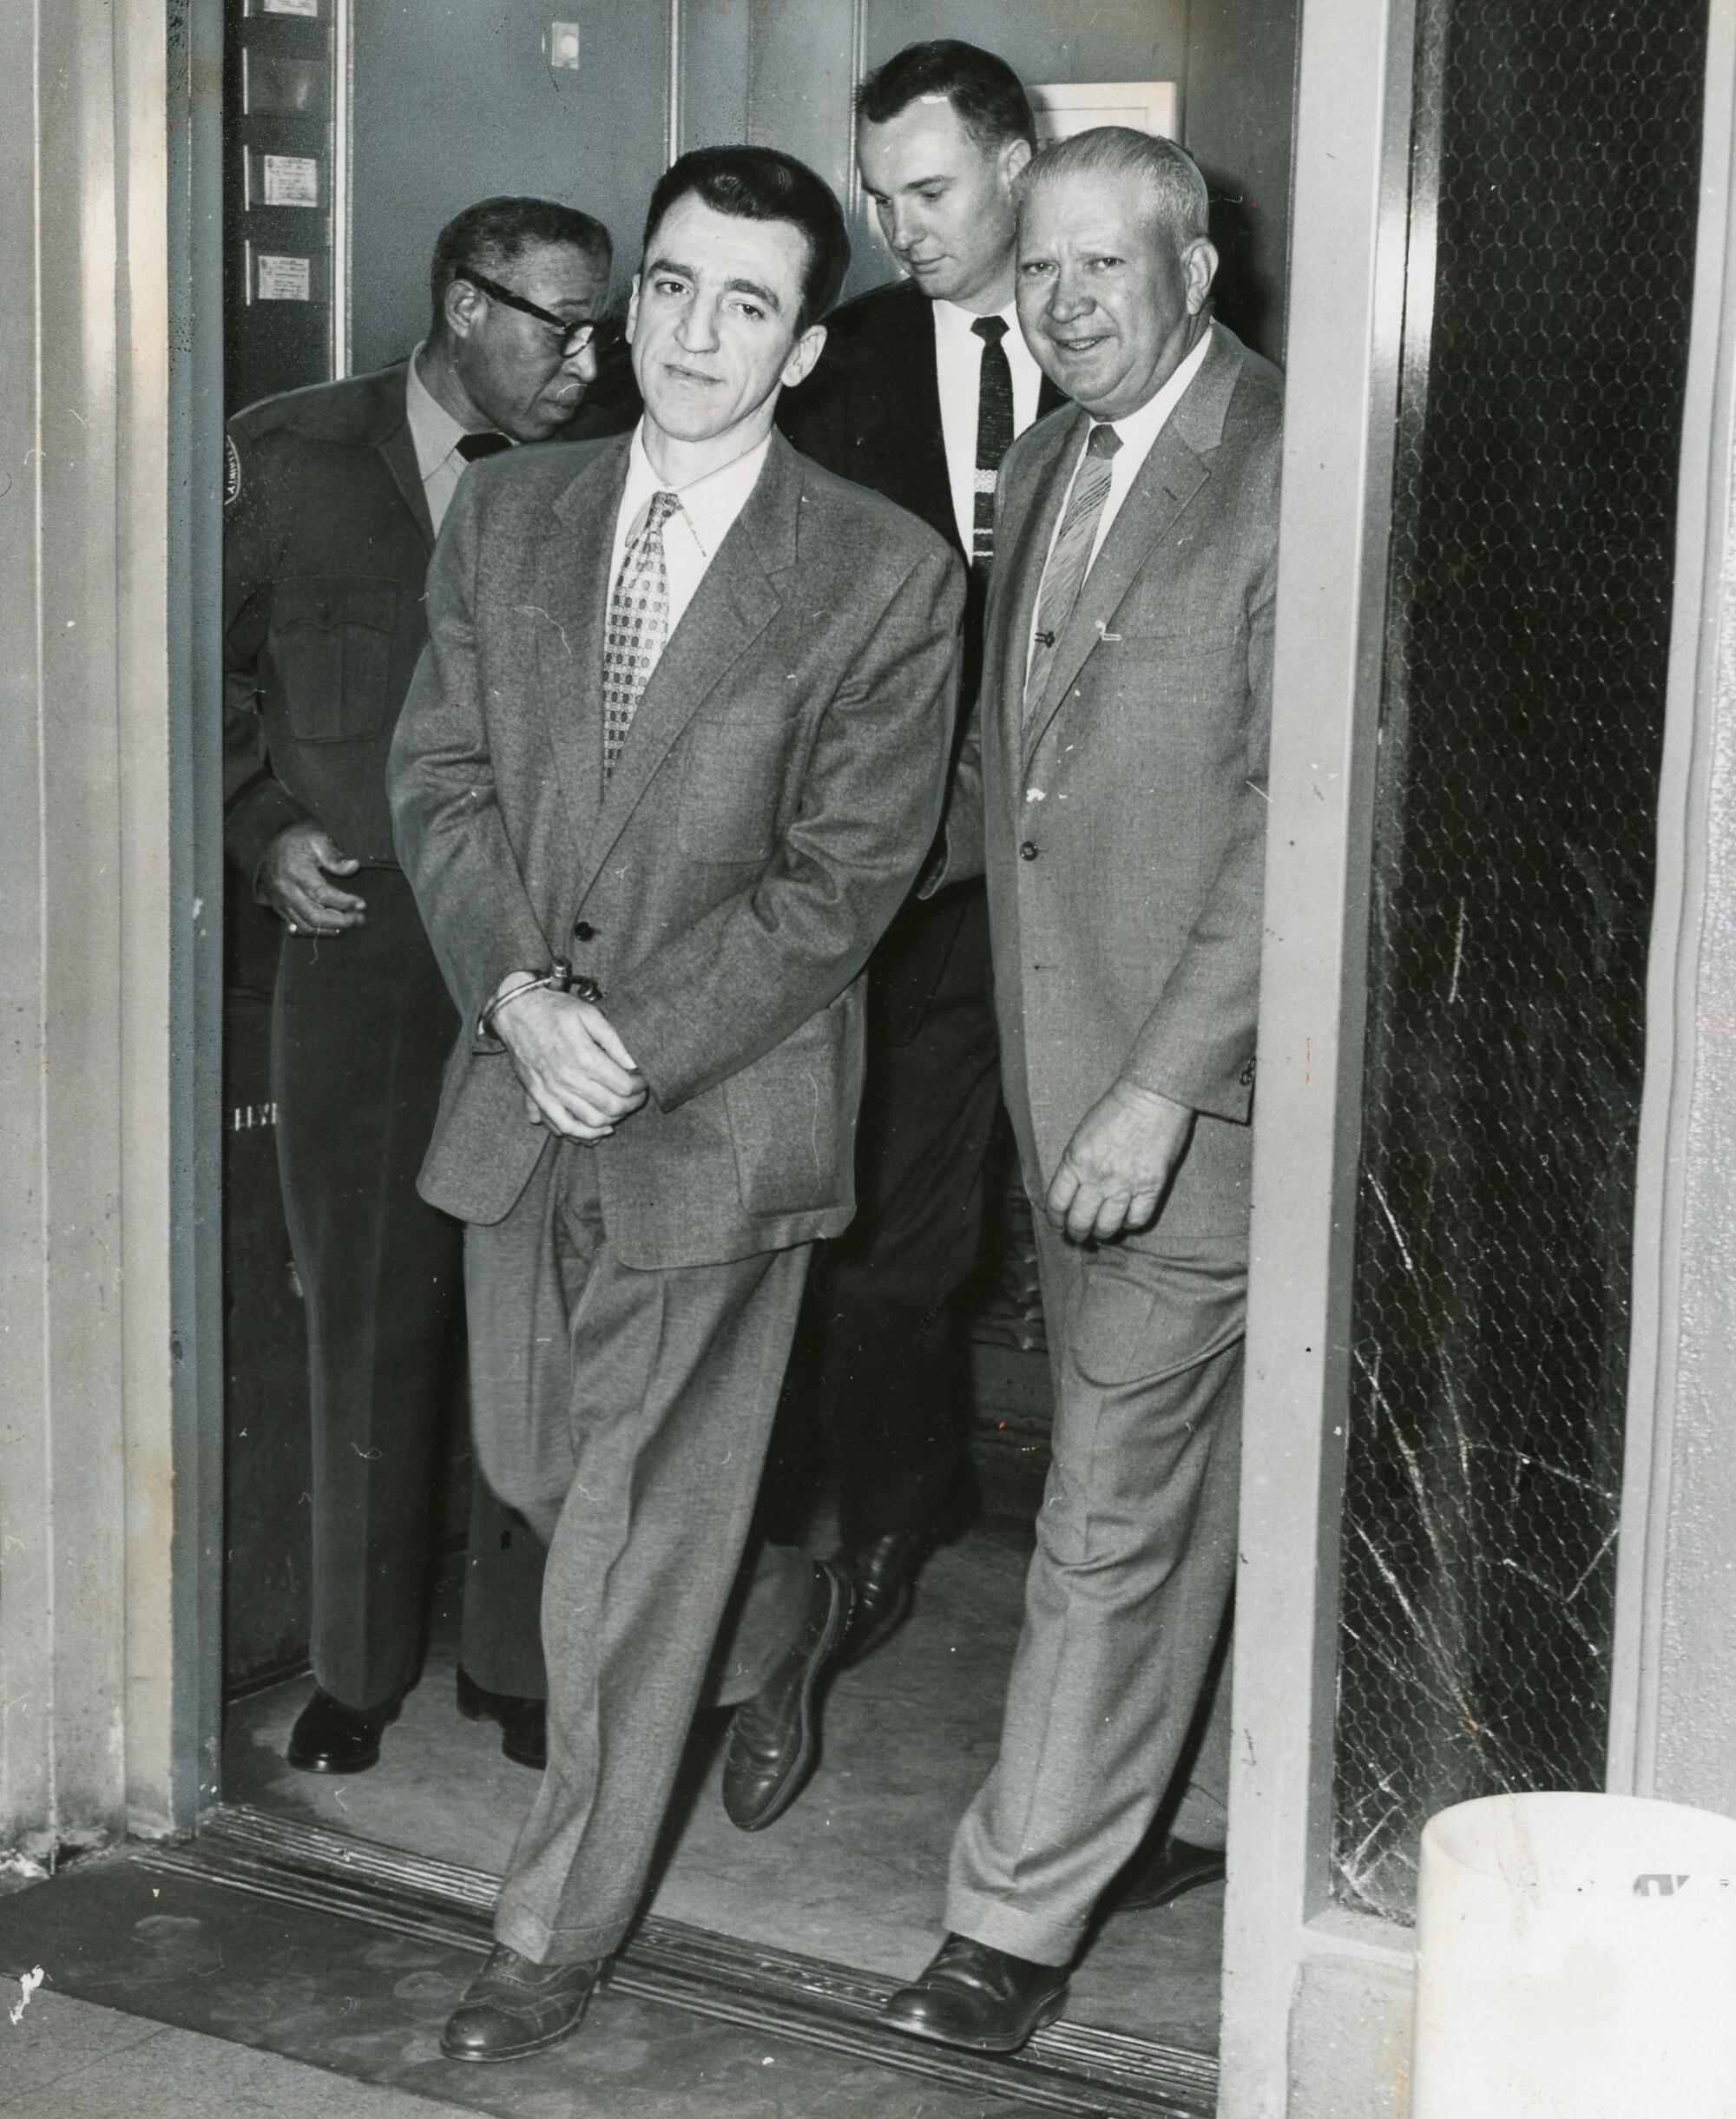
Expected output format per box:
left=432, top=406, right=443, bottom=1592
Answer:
left=261, top=154, right=319, bottom=208
left=261, top=0, right=320, bottom=16
left=257, top=253, right=312, bottom=302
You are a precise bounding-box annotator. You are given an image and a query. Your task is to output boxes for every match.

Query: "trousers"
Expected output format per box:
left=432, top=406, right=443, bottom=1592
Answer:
left=272, top=869, right=546, bottom=1708
left=463, top=1138, right=815, bottom=1962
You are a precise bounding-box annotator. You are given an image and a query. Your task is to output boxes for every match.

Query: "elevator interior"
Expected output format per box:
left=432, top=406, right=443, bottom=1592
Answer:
left=216, top=0, right=1303, bottom=2096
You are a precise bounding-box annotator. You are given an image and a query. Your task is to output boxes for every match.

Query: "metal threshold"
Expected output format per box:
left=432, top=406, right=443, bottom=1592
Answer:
left=141, top=1804, right=1220, bottom=2117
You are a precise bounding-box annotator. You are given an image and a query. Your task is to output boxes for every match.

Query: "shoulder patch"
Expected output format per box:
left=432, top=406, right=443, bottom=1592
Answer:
left=224, top=433, right=243, bottom=508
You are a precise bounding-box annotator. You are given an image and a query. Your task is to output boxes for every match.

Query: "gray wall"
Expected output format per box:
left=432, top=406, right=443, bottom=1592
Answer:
left=348, top=0, right=1298, bottom=368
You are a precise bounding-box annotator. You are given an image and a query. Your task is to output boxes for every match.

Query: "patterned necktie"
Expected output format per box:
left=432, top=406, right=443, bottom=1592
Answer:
left=970, top=314, right=1015, bottom=572
left=456, top=431, right=512, bottom=461
left=1024, top=423, right=1122, bottom=722
left=602, top=490, right=681, bottom=779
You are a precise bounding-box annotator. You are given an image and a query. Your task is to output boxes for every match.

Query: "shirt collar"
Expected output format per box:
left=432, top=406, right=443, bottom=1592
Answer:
left=1095, top=326, right=1213, bottom=457
left=621, top=422, right=773, bottom=558
left=405, top=342, right=471, bottom=482
left=931, top=295, right=1020, bottom=351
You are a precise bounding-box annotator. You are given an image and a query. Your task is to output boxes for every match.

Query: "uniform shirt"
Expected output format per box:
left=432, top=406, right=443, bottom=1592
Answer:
left=1027, top=328, right=1213, bottom=683
left=608, top=422, right=772, bottom=641
left=405, top=342, right=513, bottom=535
left=931, top=296, right=1045, bottom=558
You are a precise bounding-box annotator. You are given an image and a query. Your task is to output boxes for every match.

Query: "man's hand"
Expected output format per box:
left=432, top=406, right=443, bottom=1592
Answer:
left=495, top=983, right=648, bottom=1142
left=259, top=821, right=367, bottom=933
left=1046, top=1080, right=1197, bottom=1245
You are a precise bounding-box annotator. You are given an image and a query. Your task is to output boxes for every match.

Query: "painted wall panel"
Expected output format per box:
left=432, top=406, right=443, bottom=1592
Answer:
left=349, top=0, right=670, bottom=369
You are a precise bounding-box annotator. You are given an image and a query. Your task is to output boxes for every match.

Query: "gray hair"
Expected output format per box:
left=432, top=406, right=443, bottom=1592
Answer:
left=1014, top=127, right=1210, bottom=250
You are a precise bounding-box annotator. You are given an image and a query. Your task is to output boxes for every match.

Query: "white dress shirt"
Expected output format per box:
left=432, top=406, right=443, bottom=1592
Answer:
left=405, top=342, right=511, bottom=536
left=931, top=297, right=1045, bottom=558
left=1027, top=327, right=1213, bottom=683
left=608, top=423, right=772, bottom=645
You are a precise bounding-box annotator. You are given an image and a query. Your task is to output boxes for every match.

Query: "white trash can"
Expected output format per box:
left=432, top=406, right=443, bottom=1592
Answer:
left=1410, top=1790, right=1736, bottom=2117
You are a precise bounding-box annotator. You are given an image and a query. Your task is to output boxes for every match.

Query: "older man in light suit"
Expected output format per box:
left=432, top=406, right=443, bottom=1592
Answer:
left=884, top=128, right=1280, bottom=2053
left=389, top=145, right=962, bottom=2065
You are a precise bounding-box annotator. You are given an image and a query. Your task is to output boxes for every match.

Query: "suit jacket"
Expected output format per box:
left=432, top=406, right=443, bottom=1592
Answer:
left=222, top=364, right=441, bottom=884
left=950, top=323, right=1282, bottom=1238
left=387, top=428, right=965, bottom=1269
left=777, top=279, right=1065, bottom=1044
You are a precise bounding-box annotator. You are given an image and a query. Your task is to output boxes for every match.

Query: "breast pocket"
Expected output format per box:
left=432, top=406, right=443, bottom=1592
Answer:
left=267, top=576, right=400, bottom=744
left=677, top=701, right=793, bottom=863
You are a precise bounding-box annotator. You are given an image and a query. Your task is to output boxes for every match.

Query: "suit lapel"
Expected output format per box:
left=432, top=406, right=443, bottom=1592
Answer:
left=898, top=286, right=956, bottom=553
left=537, top=440, right=629, bottom=838
left=368, top=370, right=435, bottom=550
left=1021, top=426, right=1210, bottom=774
left=571, top=433, right=793, bottom=903
left=992, top=410, right=1086, bottom=800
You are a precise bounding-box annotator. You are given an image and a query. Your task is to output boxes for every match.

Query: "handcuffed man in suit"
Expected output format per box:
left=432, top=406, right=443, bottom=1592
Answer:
left=388, top=146, right=963, bottom=2064
left=774, top=39, right=1065, bottom=1656
left=884, top=128, right=1281, bottom=2052
left=224, top=197, right=615, bottom=1779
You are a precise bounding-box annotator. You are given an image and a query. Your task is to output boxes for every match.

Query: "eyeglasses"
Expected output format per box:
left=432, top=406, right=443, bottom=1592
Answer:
left=455, top=267, right=603, bottom=358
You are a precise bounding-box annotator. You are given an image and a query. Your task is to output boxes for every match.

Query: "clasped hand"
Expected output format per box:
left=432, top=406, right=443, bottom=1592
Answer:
left=496, top=984, right=648, bottom=1142
left=1045, top=1078, right=1196, bottom=1246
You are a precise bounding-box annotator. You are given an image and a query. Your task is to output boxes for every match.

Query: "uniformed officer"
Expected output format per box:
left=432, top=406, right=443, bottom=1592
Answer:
left=223, top=196, right=616, bottom=1774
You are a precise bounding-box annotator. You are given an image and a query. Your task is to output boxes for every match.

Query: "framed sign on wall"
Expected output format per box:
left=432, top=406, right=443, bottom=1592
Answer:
left=1028, top=80, right=1181, bottom=144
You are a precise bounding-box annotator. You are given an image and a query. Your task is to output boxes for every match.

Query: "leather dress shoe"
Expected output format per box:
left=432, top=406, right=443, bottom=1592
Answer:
left=284, top=1688, right=399, bottom=1774
left=721, top=1558, right=852, bottom=1833
left=882, top=1933, right=1069, bottom=2053
left=1103, top=1832, right=1227, bottom=1916
left=456, top=1667, right=547, bottom=1771
left=439, top=1943, right=605, bottom=2063
left=841, top=1527, right=927, bottom=1663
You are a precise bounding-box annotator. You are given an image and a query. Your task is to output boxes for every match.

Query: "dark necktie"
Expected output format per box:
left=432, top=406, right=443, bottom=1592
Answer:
left=970, top=314, right=1015, bottom=572
left=456, top=431, right=512, bottom=461
left=1024, top=422, right=1122, bottom=722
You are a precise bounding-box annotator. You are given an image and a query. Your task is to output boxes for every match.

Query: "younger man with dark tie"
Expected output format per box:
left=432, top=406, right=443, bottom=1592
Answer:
left=777, top=40, right=1064, bottom=1653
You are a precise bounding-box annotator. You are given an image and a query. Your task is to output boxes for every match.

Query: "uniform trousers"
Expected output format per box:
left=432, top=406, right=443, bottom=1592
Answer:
left=806, top=885, right=1002, bottom=1549
left=272, top=869, right=546, bottom=1710
left=463, top=1138, right=816, bottom=1964
left=945, top=1193, right=1246, bottom=1966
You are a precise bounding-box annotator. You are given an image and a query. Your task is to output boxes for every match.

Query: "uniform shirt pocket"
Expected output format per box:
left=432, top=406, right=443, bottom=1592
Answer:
left=268, top=576, right=400, bottom=744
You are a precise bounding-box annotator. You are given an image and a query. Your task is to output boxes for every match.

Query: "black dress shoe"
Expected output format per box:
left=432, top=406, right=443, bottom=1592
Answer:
left=1103, top=1832, right=1227, bottom=1915
left=439, top=1944, right=605, bottom=2063
left=456, top=1668, right=547, bottom=1772
left=882, top=1934, right=1069, bottom=2053
left=721, top=1558, right=852, bottom=1832
left=841, top=1527, right=927, bottom=1663
left=284, top=1688, right=399, bottom=1774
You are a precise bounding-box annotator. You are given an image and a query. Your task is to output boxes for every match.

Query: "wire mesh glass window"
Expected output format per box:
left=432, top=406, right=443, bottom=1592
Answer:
left=1330, top=0, right=1709, bottom=1920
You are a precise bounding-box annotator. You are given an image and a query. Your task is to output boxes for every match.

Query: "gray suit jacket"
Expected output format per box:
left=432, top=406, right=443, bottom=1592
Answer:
left=388, top=428, right=963, bottom=1269
left=950, top=323, right=1282, bottom=1239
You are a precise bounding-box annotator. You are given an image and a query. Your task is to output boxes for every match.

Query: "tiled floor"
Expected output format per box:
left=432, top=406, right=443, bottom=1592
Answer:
left=225, top=1521, right=1224, bottom=2051
left=0, top=1857, right=1063, bottom=2117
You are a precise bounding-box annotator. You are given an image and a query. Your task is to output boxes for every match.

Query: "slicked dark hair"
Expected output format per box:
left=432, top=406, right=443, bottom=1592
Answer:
left=641, top=146, right=850, bottom=332
left=858, top=39, right=1036, bottom=155
left=429, top=196, right=612, bottom=338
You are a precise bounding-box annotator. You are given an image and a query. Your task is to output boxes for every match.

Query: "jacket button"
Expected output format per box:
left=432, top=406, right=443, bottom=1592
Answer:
left=1019, top=840, right=1039, bottom=861
left=572, top=919, right=596, bottom=942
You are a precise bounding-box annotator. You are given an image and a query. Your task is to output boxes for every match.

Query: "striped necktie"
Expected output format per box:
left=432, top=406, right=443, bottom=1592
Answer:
left=970, top=314, right=1015, bottom=572
left=602, top=490, right=681, bottom=779
left=1024, top=423, right=1122, bottom=722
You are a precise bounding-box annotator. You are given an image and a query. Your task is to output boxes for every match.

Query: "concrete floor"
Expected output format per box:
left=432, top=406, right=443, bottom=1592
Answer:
left=226, top=1522, right=1225, bottom=2051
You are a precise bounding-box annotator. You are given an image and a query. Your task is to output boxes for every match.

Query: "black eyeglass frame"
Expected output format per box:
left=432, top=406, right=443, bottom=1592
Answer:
left=454, top=266, right=605, bottom=358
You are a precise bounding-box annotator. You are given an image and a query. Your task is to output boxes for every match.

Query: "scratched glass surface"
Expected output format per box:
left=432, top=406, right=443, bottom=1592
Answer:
left=1331, top=0, right=1707, bottom=1920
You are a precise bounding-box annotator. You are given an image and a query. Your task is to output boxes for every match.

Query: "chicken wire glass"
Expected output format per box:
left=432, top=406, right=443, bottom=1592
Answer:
left=1330, top=0, right=1708, bottom=1920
